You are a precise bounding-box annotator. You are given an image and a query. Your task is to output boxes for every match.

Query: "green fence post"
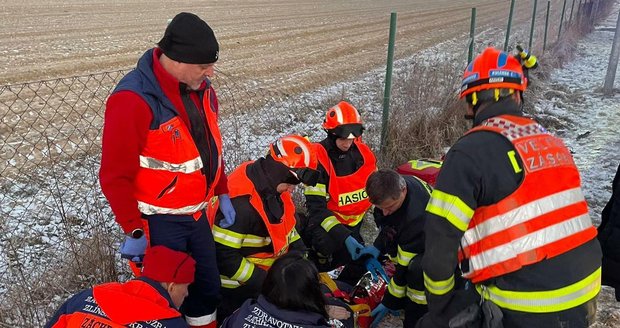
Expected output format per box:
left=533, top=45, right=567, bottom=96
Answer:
left=544, top=1, right=551, bottom=52
left=529, top=0, right=538, bottom=50
left=469, top=8, right=476, bottom=63
left=380, top=12, right=397, bottom=153
left=558, top=0, right=567, bottom=40
left=504, top=0, right=516, bottom=51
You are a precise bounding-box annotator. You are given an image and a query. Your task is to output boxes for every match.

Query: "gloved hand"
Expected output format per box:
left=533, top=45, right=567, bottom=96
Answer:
left=358, top=245, right=381, bottom=259
left=218, top=194, right=236, bottom=228
left=365, top=257, right=389, bottom=282
left=344, top=236, right=364, bottom=260
left=120, top=235, right=147, bottom=263
left=371, top=303, right=399, bottom=328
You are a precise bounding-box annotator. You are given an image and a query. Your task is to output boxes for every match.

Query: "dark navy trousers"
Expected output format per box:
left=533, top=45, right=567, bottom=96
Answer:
left=146, top=211, right=221, bottom=319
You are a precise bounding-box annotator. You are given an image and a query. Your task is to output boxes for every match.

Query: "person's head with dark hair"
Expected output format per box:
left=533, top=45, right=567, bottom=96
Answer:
left=366, top=169, right=407, bottom=216
left=261, top=251, right=328, bottom=319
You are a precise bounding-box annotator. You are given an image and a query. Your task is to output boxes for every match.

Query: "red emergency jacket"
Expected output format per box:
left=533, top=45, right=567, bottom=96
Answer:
left=111, top=49, right=224, bottom=218
left=459, top=115, right=598, bottom=283
left=45, top=278, right=185, bottom=328
left=316, top=140, right=376, bottom=226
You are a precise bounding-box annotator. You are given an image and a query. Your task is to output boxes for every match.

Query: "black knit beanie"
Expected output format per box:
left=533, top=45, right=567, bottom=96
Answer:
left=158, top=12, right=219, bottom=64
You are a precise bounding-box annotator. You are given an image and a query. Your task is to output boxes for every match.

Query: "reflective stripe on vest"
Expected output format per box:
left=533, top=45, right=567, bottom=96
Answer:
left=135, top=87, right=223, bottom=216
left=476, top=267, right=601, bottom=313
left=460, top=115, right=597, bottom=283
left=315, top=140, right=377, bottom=226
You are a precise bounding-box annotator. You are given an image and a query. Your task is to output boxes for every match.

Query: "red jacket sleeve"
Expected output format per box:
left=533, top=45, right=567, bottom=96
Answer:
left=99, top=91, right=152, bottom=234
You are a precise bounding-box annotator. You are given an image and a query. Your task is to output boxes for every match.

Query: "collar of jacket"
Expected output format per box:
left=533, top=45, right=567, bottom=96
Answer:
left=256, top=295, right=328, bottom=326
left=473, top=97, right=523, bottom=127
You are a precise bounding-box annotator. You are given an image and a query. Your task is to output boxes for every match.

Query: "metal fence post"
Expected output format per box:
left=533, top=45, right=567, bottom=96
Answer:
left=569, top=0, right=576, bottom=22
left=603, top=11, right=620, bottom=95
left=544, top=1, right=551, bottom=52
left=529, top=0, right=539, bottom=50
left=469, top=8, right=477, bottom=63
left=558, top=0, right=567, bottom=40
left=504, top=0, right=516, bottom=51
left=380, top=12, right=397, bottom=153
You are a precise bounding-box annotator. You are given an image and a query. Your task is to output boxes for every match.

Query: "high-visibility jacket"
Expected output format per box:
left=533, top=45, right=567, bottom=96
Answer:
left=214, top=161, right=300, bottom=288
left=113, top=51, right=223, bottom=217
left=314, top=139, right=376, bottom=227
left=460, top=115, right=598, bottom=283
left=45, top=278, right=186, bottom=328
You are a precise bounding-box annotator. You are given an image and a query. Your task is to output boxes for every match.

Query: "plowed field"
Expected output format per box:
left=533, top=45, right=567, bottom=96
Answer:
left=1, top=0, right=565, bottom=92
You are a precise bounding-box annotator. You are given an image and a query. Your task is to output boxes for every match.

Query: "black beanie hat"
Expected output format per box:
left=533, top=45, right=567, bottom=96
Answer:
left=158, top=12, right=219, bottom=64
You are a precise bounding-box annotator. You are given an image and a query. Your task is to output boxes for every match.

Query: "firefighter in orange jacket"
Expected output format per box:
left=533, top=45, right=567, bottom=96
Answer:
left=212, top=135, right=320, bottom=321
left=302, top=101, right=377, bottom=283
left=418, top=47, right=601, bottom=328
left=45, top=246, right=195, bottom=328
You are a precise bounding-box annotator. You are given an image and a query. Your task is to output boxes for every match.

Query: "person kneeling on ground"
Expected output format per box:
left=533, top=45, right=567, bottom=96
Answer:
left=45, top=246, right=195, bottom=328
left=221, top=251, right=345, bottom=328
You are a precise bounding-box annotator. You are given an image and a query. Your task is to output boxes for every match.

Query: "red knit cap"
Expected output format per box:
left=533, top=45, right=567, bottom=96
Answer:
left=141, top=246, right=196, bottom=284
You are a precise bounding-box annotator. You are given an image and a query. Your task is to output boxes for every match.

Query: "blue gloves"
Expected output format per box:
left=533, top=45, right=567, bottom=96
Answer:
left=344, top=236, right=364, bottom=260
left=371, top=303, right=399, bottom=328
left=365, top=257, right=389, bottom=282
left=120, top=235, right=147, bottom=263
left=218, top=194, right=236, bottom=228
left=359, top=245, right=381, bottom=259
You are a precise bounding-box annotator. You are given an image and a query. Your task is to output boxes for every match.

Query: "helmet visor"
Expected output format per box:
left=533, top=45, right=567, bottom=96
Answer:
left=331, top=124, right=364, bottom=139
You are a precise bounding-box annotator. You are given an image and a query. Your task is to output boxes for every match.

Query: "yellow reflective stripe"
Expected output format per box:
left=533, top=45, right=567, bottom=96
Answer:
left=426, top=190, right=473, bottom=232
left=407, top=287, right=427, bottom=305
left=478, top=267, right=601, bottom=313
left=424, top=272, right=455, bottom=296
left=336, top=212, right=365, bottom=226
left=507, top=150, right=522, bottom=173
left=241, top=234, right=272, bottom=248
left=396, top=245, right=416, bottom=267
left=387, top=278, right=406, bottom=298
left=305, top=183, right=327, bottom=197
left=230, top=258, right=255, bottom=283
left=220, top=276, right=241, bottom=288
left=212, top=226, right=243, bottom=249
left=409, top=160, right=442, bottom=170
left=321, top=216, right=340, bottom=232
left=139, top=155, right=203, bottom=173
left=289, top=228, right=301, bottom=244
left=248, top=257, right=275, bottom=268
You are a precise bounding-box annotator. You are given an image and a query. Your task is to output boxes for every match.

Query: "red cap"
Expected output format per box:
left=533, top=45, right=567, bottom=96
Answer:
left=141, top=246, right=196, bottom=284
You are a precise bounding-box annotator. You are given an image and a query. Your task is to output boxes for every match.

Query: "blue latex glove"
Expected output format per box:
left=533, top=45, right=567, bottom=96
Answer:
left=218, top=194, right=236, bottom=228
left=358, top=245, right=381, bottom=259
left=120, top=235, right=147, bottom=263
left=344, top=236, right=364, bottom=260
left=365, top=257, right=389, bottom=282
left=371, top=303, right=399, bottom=328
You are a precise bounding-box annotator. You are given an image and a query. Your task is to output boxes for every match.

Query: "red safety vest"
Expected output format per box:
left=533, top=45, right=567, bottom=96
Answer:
left=134, top=88, right=223, bottom=217
left=228, top=162, right=297, bottom=269
left=459, top=115, right=597, bottom=283
left=51, top=280, right=181, bottom=328
left=316, top=140, right=376, bottom=226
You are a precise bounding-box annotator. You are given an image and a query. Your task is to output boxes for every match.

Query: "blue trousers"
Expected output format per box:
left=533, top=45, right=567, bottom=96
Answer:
left=146, top=211, right=221, bottom=318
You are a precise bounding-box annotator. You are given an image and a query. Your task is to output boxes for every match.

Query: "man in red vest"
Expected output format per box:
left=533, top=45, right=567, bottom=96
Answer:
left=212, top=135, right=320, bottom=321
left=99, top=12, right=234, bottom=327
left=302, top=101, right=377, bottom=284
left=45, top=246, right=195, bottom=328
left=419, top=47, right=601, bottom=328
